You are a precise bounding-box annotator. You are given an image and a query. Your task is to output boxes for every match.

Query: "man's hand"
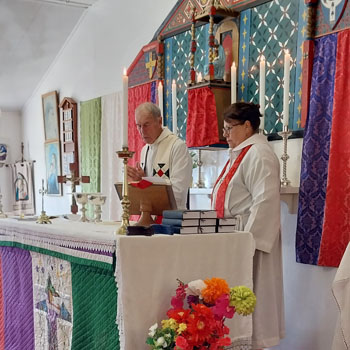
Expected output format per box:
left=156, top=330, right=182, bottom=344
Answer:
left=126, top=162, right=145, bottom=182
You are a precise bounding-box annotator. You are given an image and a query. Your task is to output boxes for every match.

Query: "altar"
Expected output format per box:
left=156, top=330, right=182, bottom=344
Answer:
left=0, top=218, right=255, bottom=350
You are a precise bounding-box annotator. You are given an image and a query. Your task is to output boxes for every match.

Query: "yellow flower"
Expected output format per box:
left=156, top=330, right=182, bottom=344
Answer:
left=161, top=318, right=178, bottom=330
left=177, top=323, right=187, bottom=334
left=229, top=286, right=256, bottom=316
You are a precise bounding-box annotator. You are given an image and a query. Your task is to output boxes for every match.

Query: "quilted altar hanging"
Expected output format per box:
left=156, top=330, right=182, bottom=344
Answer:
left=296, top=29, right=350, bottom=268
left=0, top=245, right=119, bottom=350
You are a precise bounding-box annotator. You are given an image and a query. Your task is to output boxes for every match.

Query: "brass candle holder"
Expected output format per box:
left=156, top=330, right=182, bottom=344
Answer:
left=278, top=125, right=292, bottom=187
left=37, top=179, right=52, bottom=224
left=116, top=147, right=135, bottom=235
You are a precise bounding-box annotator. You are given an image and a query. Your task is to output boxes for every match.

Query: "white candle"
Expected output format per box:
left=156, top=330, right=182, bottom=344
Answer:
left=259, top=55, right=266, bottom=131
left=197, top=72, right=203, bottom=83
left=172, top=80, right=177, bottom=135
left=122, top=68, right=128, bottom=148
left=231, top=62, right=236, bottom=104
left=283, top=50, right=290, bottom=128
left=158, top=81, right=163, bottom=119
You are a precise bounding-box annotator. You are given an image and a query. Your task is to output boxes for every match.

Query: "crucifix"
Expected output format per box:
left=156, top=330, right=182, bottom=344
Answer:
left=57, top=163, right=90, bottom=214
left=37, top=179, right=51, bottom=224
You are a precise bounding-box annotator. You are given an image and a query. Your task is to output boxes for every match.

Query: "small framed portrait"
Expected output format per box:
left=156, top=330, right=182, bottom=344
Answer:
left=44, top=141, right=62, bottom=196
left=42, top=91, right=60, bottom=142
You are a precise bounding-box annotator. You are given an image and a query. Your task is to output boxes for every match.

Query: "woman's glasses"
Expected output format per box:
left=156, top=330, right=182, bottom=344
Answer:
left=222, top=123, right=243, bottom=134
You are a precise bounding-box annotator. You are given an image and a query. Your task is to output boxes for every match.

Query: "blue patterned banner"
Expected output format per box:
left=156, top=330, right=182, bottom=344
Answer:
left=295, top=34, right=337, bottom=265
left=238, top=9, right=251, bottom=102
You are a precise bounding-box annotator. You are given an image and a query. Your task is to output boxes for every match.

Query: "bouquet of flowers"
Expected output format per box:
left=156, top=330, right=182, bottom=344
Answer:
left=146, top=277, right=256, bottom=350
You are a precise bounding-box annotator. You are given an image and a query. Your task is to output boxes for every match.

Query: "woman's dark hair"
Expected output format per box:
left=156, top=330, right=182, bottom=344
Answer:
left=223, top=102, right=261, bottom=132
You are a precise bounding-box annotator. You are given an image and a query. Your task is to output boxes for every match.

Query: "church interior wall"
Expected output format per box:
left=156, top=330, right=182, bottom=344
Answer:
left=0, top=111, right=22, bottom=211
left=0, top=0, right=346, bottom=349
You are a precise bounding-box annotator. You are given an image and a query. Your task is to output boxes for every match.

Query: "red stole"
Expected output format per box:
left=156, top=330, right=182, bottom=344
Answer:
left=212, top=145, right=252, bottom=218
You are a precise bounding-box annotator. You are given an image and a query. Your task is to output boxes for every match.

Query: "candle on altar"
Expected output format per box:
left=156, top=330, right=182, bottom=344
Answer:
left=283, top=50, right=290, bottom=128
left=197, top=72, right=203, bottom=83
left=158, top=81, right=163, bottom=121
left=172, top=80, right=177, bottom=134
left=122, top=68, right=128, bottom=148
left=231, top=62, right=236, bottom=104
left=259, top=55, right=266, bottom=131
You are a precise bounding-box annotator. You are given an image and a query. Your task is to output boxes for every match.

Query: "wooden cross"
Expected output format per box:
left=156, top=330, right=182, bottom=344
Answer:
left=145, top=52, right=156, bottom=79
left=57, top=163, right=90, bottom=214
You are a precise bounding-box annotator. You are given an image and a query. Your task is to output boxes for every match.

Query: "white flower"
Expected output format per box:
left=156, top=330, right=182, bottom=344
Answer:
left=148, top=323, right=158, bottom=337
left=155, top=336, right=166, bottom=347
left=187, top=279, right=206, bottom=296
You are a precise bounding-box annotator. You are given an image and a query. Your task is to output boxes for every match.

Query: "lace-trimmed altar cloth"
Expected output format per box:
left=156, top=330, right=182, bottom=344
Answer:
left=116, top=232, right=255, bottom=350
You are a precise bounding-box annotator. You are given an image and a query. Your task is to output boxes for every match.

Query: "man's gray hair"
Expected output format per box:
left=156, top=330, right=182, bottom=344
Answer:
left=135, top=102, right=161, bottom=120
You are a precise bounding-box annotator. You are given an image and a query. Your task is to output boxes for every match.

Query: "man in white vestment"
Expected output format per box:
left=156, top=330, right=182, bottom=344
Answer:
left=211, top=102, right=285, bottom=349
left=127, top=102, right=192, bottom=209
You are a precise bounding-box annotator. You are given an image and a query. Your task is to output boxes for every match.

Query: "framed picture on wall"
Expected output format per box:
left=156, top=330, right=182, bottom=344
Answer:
left=42, top=91, right=60, bottom=142
left=44, top=141, right=62, bottom=196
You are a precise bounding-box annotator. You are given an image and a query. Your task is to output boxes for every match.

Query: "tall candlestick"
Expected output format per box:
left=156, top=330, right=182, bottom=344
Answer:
left=172, top=80, right=177, bottom=134
left=231, top=62, right=237, bottom=104
left=259, top=56, right=266, bottom=131
left=158, top=81, right=163, bottom=120
left=283, top=50, right=290, bottom=128
left=122, top=68, right=128, bottom=148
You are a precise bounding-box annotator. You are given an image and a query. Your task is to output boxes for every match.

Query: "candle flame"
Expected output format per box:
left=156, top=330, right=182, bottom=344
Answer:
left=123, top=68, right=127, bottom=76
left=260, top=55, right=265, bottom=61
left=232, top=61, right=236, bottom=68
left=159, top=81, right=163, bottom=87
left=172, top=79, right=176, bottom=85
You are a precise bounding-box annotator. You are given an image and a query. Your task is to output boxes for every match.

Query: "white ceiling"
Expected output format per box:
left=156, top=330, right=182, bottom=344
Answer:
left=0, top=0, right=98, bottom=112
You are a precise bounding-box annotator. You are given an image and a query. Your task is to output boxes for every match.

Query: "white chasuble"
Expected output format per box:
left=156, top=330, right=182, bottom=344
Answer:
left=140, top=127, right=192, bottom=209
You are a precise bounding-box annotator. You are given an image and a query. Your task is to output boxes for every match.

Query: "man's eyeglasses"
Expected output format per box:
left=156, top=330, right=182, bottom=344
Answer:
left=222, top=123, right=243, bottom=134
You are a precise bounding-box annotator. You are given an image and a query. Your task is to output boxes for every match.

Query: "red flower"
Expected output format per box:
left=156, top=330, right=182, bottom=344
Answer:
left=175, top=336, right=190, bottom=350
left=186, top=304, right=216, bottom=346
left=211, top=294, right=235, bottom=320
left=167, top=308, right=190, bottom=323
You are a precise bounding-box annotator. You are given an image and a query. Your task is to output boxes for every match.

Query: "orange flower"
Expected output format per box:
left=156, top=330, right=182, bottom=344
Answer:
left=201, top=277, right=229, bottom=305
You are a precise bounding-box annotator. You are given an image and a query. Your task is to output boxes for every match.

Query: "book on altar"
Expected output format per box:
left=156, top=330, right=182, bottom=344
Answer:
left=179, top=226, right=217, bottom=234
left=217, top=225, right=237, bottom=233
left=200, top=210, right=217, bottom=219
left=162, top=209, right=201, bottom=219
left=198, top=226, right=217, bottom=234
left=199, top=218, right=218, bottom=226
left=142, top=176, right=171, bottom=185
left=218, top=218, right=238, bottom=226
left=162, top=217, right=200, bottom=227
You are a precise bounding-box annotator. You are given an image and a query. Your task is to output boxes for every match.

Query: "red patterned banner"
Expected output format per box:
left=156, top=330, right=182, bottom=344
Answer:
left=186, top=86, right=219, bottom=147
left=318, top=30, right=350, bottom=267
left=127, top=83, right=152, bottom=166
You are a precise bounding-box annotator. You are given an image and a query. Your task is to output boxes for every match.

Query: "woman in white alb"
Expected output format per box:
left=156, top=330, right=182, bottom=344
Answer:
left=211, top=102, right=284, bottom=349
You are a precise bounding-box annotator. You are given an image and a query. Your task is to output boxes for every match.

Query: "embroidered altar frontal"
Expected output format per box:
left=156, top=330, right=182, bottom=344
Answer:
left=0, top=221, right=119, bottom=350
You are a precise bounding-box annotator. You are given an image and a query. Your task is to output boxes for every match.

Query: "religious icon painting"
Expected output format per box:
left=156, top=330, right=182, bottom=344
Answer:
left=42, top=91, right=60, bottom=142
left=0, top=143, right=7, bottom=162
left=44, top=141, right=62, bottom=196
left=321, top=0, right=348, bottom=30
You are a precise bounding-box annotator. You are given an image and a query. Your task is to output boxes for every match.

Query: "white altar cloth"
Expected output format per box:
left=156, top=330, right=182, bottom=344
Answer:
left=0, top=217, right=117, bottom=253
left=116, top=231, right=255, bottom=350
left=332, top=242, right=350, bottom=350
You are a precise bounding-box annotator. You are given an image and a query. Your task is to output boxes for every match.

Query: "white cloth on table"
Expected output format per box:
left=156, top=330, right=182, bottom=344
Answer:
left=115, top=232, right=255, bottom=350
left=211, top=133, right=285, bottom=349
left=332, top=243, right=350, bottom=350
left=140, top=127, right=192, bottom=209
